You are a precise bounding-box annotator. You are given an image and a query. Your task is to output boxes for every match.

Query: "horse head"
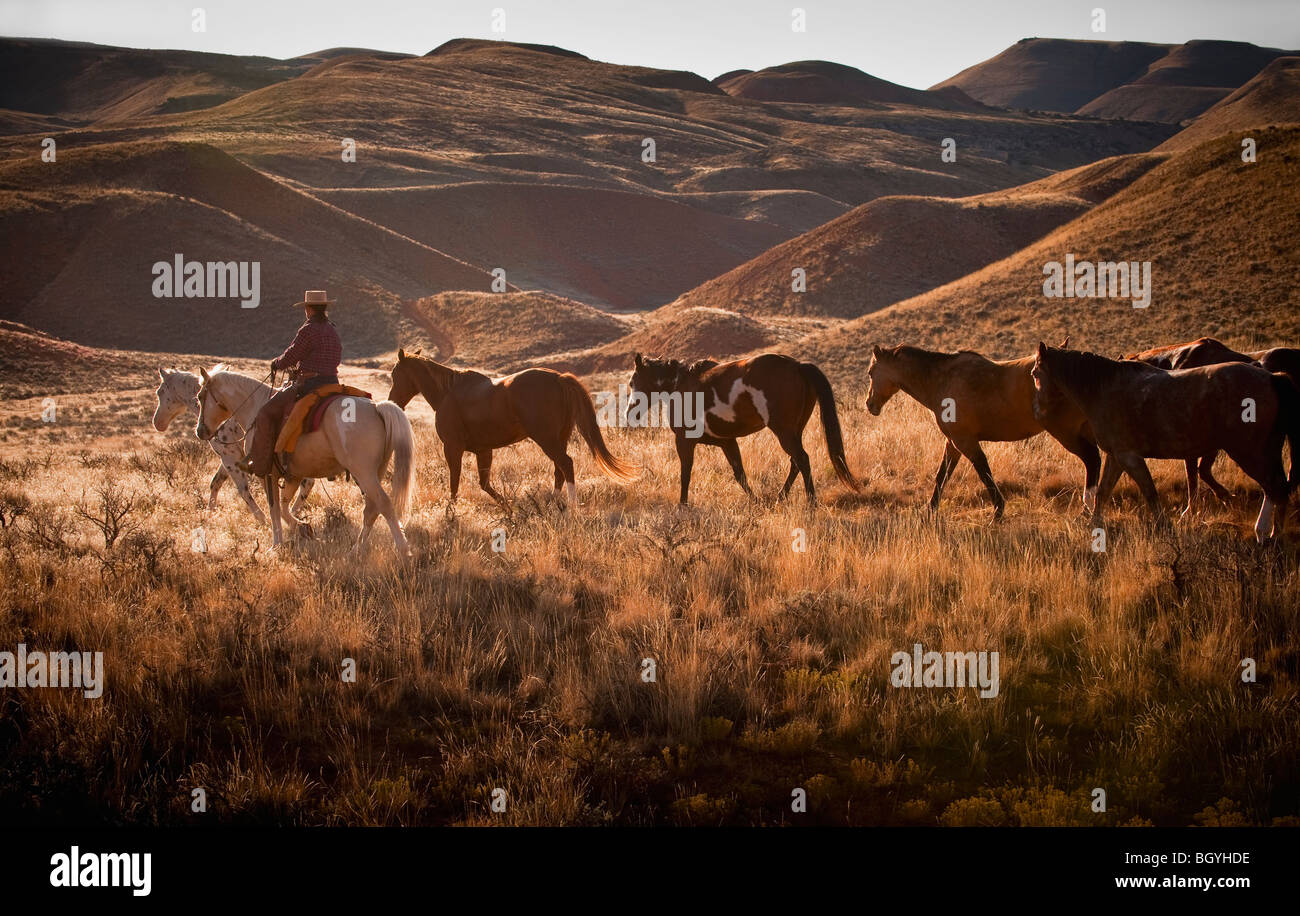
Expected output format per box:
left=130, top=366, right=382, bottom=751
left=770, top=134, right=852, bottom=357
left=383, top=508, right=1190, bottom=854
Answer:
left=629, top=353, right=687, bottom=398
left=194, top=366, right=232, bottom=441
left=865, top=345, right=902, bottom=416
left=152, top=367, right=199, bottom=432
left=389, top=347, right=444, bottom=408
left=1030, top=342, right=1068, bottom=422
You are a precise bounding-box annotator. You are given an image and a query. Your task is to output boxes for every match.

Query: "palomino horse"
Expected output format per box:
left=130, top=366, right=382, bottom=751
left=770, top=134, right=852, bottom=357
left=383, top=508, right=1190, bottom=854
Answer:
left=1032, top=343, right=1298, bottom=542
left=196, top=365, right=414, bottom=555
left=1127, top=337, right=1300, bottom=508
left=628, top=352, right=860, bottom=505
left=865, top=343, right=1099, bottom=519
left=151, top=367, right=312, bottom=522
left=386, top=349, right=637, bottom=509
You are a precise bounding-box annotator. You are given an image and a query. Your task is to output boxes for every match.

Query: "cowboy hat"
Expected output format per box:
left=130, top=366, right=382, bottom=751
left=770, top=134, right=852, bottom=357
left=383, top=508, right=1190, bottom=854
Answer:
left=293, top=290, right=335, bottom=308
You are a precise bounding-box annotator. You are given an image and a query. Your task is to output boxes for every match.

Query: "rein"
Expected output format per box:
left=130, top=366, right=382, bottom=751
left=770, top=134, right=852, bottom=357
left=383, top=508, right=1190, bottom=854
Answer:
left=201, top=369, right=274, bottom=433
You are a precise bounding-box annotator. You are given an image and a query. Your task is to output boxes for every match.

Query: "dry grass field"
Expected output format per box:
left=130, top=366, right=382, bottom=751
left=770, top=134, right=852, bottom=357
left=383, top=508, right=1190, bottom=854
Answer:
left=1, top=365, right=1297, bottom=826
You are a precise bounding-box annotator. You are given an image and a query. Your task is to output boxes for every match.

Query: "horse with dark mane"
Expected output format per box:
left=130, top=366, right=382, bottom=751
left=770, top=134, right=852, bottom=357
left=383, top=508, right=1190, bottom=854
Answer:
left=1126, top=337, right=1300, bottom=507
left=865, top=343, right=1100, bottom=518
left=628, top=352, right=860, bottom=505
left=387, top=349, right=637, bottom=509
left=1033, top=343, right=1298, bottom=541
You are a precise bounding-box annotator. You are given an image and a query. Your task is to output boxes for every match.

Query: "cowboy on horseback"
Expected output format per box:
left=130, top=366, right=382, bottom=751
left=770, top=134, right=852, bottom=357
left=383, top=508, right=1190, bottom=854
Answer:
left=237, top=290, right=341, bottom=477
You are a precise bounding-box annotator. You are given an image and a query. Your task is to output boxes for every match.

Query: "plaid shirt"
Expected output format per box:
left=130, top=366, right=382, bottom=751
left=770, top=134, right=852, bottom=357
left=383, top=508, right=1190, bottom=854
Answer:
left=274, top=318, right=341, bottom=377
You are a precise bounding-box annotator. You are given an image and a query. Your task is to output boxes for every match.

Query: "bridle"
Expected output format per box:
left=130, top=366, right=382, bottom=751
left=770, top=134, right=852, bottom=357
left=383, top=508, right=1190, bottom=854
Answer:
left=198, top=369, right=273, bottom=438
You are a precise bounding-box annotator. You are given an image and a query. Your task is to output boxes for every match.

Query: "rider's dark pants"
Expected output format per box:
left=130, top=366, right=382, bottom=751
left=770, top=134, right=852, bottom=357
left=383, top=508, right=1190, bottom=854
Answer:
left=244, top=374, right=338, bottom=476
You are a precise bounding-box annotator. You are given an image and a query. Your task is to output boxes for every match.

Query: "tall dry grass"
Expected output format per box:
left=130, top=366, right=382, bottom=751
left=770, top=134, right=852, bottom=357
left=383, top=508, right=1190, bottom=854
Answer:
left=0, top=379, right=1297, bottom=826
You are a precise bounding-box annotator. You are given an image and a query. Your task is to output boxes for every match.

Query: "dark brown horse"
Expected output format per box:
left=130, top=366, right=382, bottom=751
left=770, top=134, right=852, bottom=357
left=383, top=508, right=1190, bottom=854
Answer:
left=1033, top=343, right=1298, bottom=541
left=387, top=349, right=637, bottom=508
left=866, top=343, right=1100, bottom=518
left=1127, top=337, right=1300, bottom=508
left=628, top=352, right=860, bottom=505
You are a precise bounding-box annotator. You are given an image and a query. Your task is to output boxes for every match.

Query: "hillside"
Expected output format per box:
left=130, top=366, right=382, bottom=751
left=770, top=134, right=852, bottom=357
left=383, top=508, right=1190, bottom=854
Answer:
left=932, top=38, right=1170, bottom=113
left=717, top=60, right=981, bottom=110
left=1158, top=57, right=1300, bottom=150
left=663, top=151, right=1165, bottom=320
left=796, top=125, right=1300, bottom=374
left=0, top=140, right=497, bottom=356
left=0, top=37, right=1180, bottom=357
left=0, top=37, right=314, bottom=127
left=935, top=37, right=1296, bottom=125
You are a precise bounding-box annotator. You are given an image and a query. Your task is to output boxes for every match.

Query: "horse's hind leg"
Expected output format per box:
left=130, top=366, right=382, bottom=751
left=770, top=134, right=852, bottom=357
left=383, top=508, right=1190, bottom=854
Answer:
left=1181, top=458, right=1199, bottom=518
left=1227, top=448, right=1289, bottom=541
left=1114, top=453, right=1161, bottom=520
left=474, top=450, right=511, bottom=511
left=952, top=437, right=1004, bottom=520
left=717, top=438, right=755, bottom=499
left=774, top=428, right=815, bottom=505
left=929, top=440, right=961, bottom=511
left=778, top=460, right=800, bottom=500
left=354, top=468, right=410, bottom=557
left=1197, top=454, right=1233, bottom=504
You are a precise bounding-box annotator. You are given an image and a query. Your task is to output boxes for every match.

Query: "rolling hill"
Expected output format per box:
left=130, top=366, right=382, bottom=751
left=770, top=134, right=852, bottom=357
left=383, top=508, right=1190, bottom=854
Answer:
left=796, top=124, right=1300, bottom=374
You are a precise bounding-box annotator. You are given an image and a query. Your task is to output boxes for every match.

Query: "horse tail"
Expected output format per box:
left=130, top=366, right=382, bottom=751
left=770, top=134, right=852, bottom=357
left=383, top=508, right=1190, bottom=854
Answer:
left=798, top=362, right=862, bottom=492
left=560, top=374, right=640, bottom=483
left=376, top=400, right=415, bottom=519
left=1269, top=372, right=1300, bottom=492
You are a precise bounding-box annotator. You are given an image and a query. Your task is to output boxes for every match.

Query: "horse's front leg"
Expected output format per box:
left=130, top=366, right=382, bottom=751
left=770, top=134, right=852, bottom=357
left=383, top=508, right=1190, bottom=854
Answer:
left=223, top=458, right=267, bottom=524
left=290, top=478, right=315, bottom=517
left=208, top=462, right=227, bottom=511
left=281, top=477, right=305, bottom=538
left=675, top=435, right=697, bottom=505
left=264, top=475, right=284, bottom=549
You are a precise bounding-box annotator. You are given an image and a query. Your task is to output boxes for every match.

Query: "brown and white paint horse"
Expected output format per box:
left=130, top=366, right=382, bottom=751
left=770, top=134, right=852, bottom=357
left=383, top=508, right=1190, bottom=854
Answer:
left=628, top=352, right=860, bottom=505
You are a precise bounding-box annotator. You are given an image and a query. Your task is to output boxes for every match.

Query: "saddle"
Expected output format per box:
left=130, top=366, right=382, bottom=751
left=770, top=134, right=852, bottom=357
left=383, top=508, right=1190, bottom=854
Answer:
left=274, top=383, right=372, bottom=457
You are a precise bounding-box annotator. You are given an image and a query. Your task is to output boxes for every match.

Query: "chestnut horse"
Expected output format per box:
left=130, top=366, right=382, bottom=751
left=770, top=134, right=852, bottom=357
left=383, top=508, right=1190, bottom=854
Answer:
left=628, top=352, right=860, bottom=505
left=866, top=343, right=1100, bottom=518
left=1127, top=337, right=1300, bottom=509
left=387, top=349, right=637, bottom=509
left=1032, top=343, right=1298, bottom=541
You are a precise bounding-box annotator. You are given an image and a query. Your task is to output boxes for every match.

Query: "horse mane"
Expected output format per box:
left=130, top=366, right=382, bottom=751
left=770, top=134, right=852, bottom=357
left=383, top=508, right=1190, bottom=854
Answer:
left=1046, top=347, right=1144, bottom=391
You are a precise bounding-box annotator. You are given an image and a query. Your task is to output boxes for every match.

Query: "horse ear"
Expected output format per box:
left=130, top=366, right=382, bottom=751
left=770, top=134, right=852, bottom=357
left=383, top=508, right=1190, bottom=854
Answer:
left=633, top=352, right=643, bottom=368
left=413, top=347, right=422, bottom=355
left=397, top=347, right=406, bottom=361
left=1037, top=341, right=1048, bottom=359
left=158, top=367, right=166, bottom=381
left=1059, top=335, right=1070, bottom=349
left=199, top=367, right=210, bottom=383
left=871, top=345, right=882, bottom=358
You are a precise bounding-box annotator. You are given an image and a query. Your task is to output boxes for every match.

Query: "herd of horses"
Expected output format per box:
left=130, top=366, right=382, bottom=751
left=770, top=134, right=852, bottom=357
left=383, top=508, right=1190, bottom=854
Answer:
left=150, top=336, right=1300, bottom=556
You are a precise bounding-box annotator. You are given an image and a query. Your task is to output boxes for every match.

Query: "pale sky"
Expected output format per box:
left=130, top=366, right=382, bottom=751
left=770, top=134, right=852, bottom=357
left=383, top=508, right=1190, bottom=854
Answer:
left=2, top=0, right=1298, bottom=89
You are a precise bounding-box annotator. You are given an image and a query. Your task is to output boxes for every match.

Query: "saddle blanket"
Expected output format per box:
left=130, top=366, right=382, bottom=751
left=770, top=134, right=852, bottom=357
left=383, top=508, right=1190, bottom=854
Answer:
left=275, top=384, right=372, bottom=455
